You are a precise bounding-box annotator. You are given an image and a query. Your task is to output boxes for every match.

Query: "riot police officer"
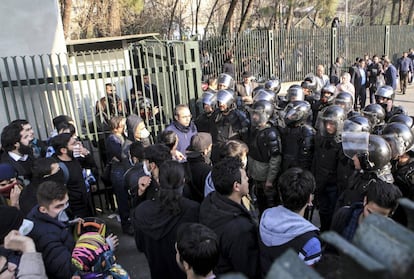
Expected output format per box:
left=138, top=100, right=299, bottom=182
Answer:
left=280, top=100, right=315, bottom=172
left=195, top=91, right=217, bottom=132
left=361, top=103, right=386, bottom=135
left=312, top=105, right=348, bottom=231
left=247, top=99, right=282, bottom=213
left=375, top=85, right=406, bottom=121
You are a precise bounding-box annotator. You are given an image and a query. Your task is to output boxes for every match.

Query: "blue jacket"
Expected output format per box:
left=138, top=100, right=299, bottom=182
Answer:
left=27, top=206, right=76, bottom=279
left=165, top=121, right=197, bottom=155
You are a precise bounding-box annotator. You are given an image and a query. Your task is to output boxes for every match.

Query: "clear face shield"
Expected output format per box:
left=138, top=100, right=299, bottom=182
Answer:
left=249, top=107, right=270, bottom=127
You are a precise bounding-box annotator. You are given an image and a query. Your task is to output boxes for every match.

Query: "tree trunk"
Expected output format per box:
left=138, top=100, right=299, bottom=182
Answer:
left=407, top=0, right=414, bottom=24
left=399, top=0, right=404, bottom=25
left=238, top=0, right=254, bottom=32
left=391, top=0, right=398, bottom=24
left=61, top=0, right=72, bottom=39
left=369, top=0, right=375, bottom=25
left=285, top=0, right=295, bottom=31
left=203, top=0, right=219, bottom=39
left=221, top=0, right=238, bottom=36
left=195, top=0, right=201, bottom=35
left=109, top=0, right=121, bottom=36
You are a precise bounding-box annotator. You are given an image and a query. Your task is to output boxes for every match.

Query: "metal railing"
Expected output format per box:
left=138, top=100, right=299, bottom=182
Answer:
left=200, top=25, right=414, bottom=84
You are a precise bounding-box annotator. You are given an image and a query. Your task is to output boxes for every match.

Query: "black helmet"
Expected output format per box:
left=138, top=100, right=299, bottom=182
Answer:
left=201, top=91, right=217, bottom=107
left=320, top=84, right=337, bottom=103
left=250, top=100, right=274, bottom=127
left=303, top=75, right=317, bottom=91
left=382, top=122, right=414, bottom=158
left=216, top=89, right=235, bottom=108
left=343, top=115, right=371, bottom=132
left=217, top=73, right=234, bottom=89
left=361, top=104, right=386, bottom=126
left=342, top=133, right=392, bottom=171
left=319, top=105, right=346, bottom=137
left=375, top=85, right=395, bottom=100
left=334, top=92, right=354, bottom=114
left=253, top=88, right=276, bottom=104
left=388, top=114, right=414, bottom=129
left=362, top=135, right=392, bottom=171
left=284, top=100, right=311, bottom=127
left=286, top=85, right=304, bottom=102
left=264, top=79, right=281, bottom=94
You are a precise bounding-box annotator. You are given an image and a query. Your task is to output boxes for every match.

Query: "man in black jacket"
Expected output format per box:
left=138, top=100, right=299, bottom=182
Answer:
left=199, top=157, right=259, bottom=278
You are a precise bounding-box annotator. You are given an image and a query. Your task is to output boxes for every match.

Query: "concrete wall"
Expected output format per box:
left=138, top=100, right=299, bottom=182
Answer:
left=0, top=0, right=66, bottom=57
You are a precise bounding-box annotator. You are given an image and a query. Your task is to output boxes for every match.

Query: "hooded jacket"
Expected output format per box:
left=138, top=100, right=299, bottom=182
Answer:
left=126, top=114, right=151, bottom=147
left=259, top=206, right=321, bottom=274
left=199, top=192, right=259, bottom=278
left=131, top=198, right=199, bottom=279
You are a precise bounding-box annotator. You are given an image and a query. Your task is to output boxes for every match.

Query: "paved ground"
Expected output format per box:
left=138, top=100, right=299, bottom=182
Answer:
left=104, top=81, right=414, bottom=278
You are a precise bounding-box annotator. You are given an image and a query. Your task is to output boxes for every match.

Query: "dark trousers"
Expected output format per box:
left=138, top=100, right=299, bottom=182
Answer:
left=369, top=84, right=376, bottom=104
left=355, top=85, right=367, bottom=110
left=111, top=168, right=131, bottom=231
left=317, top=184, right=338, bottom=232
left=400, top=71, right=409, bottom=93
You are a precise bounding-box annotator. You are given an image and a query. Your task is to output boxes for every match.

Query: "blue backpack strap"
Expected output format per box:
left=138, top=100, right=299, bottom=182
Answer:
left=58, top=162, right=70, bottom=185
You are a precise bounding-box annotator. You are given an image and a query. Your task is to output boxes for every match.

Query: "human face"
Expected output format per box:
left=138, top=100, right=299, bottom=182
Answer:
left=362, top=200, right=392, bottom=219
left=175, top=108, right=192, bottom=127
left=41, top=194, right=69, bottom=219
left=218, top=101, right=228, bottom=112
left=324, top=120, right=337, bottom=134
left=22, top=124, right=34, bottom=141
left=238, top=168, right=249, bottom=196
left=106, top=84, right=116, bottom=95
left=316, top=65, right=324, bottom=77
left=134, top=122, right=146, bottom=140
left=66, top=136, right=79, bottom=156
left=203, top=103, right=213, bottom=113
left=0, top=256, right=17, bottom=279
left=143, top=75, right=150, bottom=85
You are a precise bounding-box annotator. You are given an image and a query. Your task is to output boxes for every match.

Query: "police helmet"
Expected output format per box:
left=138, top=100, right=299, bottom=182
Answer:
left=361, top=104, right=386, bottom=126
left=321, top=84, right=337, bottom=103
left=359, top=135, right=392, bottom=171
left=286, top=85, right=304, bottom=102
left=375, top=85, right=395, bottom=100
left=216, top=89, right=235, bottom=108
left=201, top=91, right=217, bottom=107
left=334, top=92, right=354, bottom=114
left=264, top=79, right=281, bottom=94
left=284, top=100, right=311, bottom=127
left=253, top=88, right=276, bottom=103
left=382, top=122, right=414, bottom=158
left=343, top=115, right=371, bottom=133
left=217, top=73, right=234, bottom=89
left=388, top=114, right=414, bottom=129
left=319, top=105, right=346, bottom=136
left=250, top=100, right=274, bottom=126
left=303, top=75, right=317, bottom=91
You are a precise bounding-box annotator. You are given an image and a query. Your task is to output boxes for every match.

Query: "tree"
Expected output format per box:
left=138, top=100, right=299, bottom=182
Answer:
left=60, top=0, right=72, bottom=39
left=221, top=0, right=239, bottom=35
left=238, top=0, right=255, bottom=32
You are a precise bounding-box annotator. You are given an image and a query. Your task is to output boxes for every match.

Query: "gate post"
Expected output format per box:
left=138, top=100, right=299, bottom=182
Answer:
left=384, top=25, right=390, bottom=58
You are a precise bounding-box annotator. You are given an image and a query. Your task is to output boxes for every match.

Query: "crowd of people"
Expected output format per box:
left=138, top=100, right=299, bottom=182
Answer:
left=0, top=49, right=414, bottom=279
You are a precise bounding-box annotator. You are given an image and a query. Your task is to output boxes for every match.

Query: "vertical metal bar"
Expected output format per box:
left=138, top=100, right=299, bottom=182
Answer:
left=12, top=56, right=29, bottom=119
left=0, top=59, right=12, bottom=124
left=384, top=25, right=390, bottom=58
left=2, top=57, right=19, bottom=118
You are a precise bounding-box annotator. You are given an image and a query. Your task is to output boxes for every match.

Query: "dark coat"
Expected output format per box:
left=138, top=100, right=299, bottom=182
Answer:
left=184, top=151, right=211, bottom=202
left=199, top=192, right=260, bottom=278
left=131, top=198, right=199, bottom=279
left=27, top=206, right=76, bottom=279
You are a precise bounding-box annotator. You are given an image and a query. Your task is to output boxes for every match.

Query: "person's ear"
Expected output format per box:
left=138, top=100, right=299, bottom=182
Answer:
left=233, top=181, right=240, bottom=192
left=39, top=205, right=48, bottom=214
left=182, top=260, right=191, bottom=272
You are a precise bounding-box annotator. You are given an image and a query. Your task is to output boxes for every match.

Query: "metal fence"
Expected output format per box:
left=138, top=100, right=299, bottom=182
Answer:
left=0, top=40, right=202, bottom=143
left=200, top=25, right=414, bottom=84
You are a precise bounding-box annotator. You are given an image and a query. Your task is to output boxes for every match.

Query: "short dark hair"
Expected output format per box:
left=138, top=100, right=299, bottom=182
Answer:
left=50, top=133, right=73, bottom=156
left=52, top=115, right=73, bottom=130
left=157, top=130, right=177, bottom=150
left=174, top=104, right=189, bottom=117
left=176, top=223, right=219, bottom=277
left=36, top=181, right=67, bottom=208
left=143, top=143, right=172, bottom=167
left=223, top=140, right=248, bottom=159
left=10, top=119, right=29, bottom=127
left=278, top=167, right=316, bottom=212
left=1, top=123, right=23, bottom=152
left=32, top=157, right=58, bottom=178
left=211, top=157, right=242, bottom=196
left=129, top=141, right=145, bottom=160
left=366, top=180, right=402, bottom=211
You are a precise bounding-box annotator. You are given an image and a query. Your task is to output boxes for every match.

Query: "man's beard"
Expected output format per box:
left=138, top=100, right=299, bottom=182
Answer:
left=18, top=143, right=33, bottom=156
